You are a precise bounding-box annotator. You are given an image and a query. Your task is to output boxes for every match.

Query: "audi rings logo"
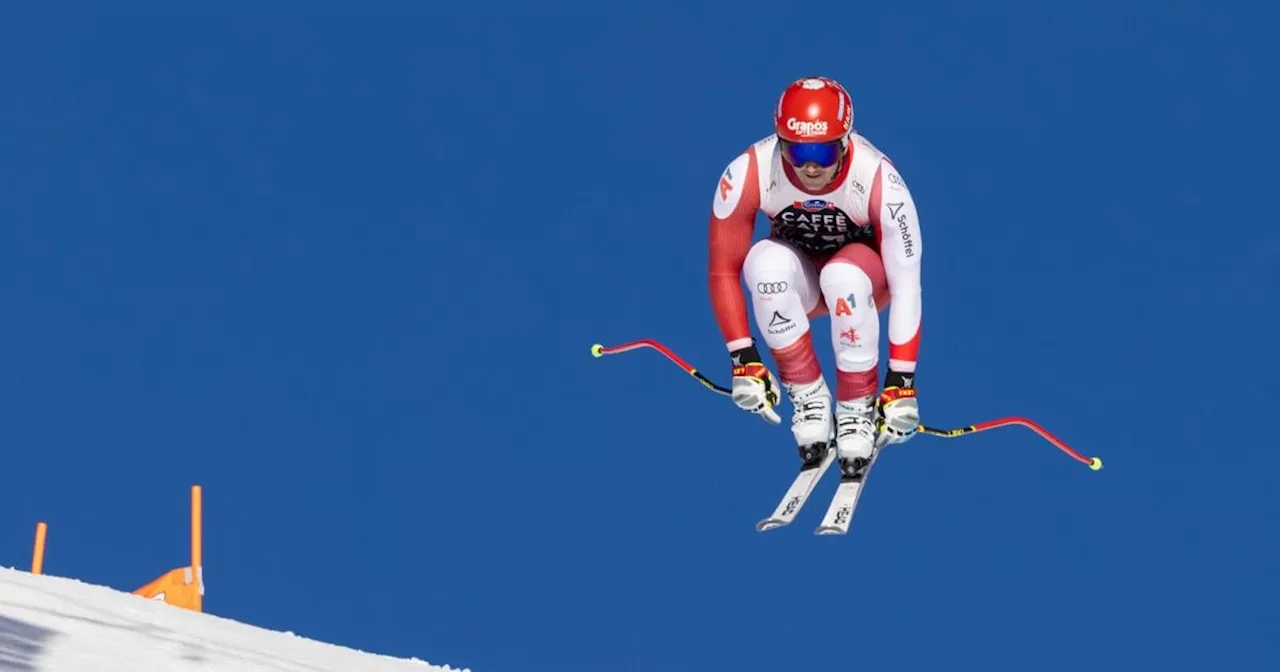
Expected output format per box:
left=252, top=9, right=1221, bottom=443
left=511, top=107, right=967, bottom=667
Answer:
left=756, top=281, right=789, bottom=294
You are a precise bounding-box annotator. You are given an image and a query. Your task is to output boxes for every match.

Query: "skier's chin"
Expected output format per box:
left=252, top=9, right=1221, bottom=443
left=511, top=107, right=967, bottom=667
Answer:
left=798, top=173, right=835, bottom=191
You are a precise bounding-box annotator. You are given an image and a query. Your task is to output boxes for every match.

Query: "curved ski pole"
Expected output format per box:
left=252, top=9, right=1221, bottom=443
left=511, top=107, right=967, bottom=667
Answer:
left=591, top=339, right=733, bottom=396
left=918, top=418, right=1102, bottom=470
left=591, top=339, right=1103, bottom=470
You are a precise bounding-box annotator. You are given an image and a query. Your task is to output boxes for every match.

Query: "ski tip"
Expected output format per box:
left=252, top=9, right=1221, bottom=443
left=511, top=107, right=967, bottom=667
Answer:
left=814, top=527, right=847, bottom=536
left=756, top=519, right=788, bottom=532
left=1089, top=457, right=1104, bottom=471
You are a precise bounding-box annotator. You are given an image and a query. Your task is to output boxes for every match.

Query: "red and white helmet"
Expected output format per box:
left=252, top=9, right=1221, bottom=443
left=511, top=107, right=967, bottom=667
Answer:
left=774, top=76, right=854, bottom=143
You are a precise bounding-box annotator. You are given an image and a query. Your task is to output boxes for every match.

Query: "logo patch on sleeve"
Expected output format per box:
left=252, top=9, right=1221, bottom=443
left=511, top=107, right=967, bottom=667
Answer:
left=712, top=152, right=751, bottom=220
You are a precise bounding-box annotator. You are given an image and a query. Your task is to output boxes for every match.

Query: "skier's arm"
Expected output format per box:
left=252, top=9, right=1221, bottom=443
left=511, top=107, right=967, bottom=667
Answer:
left=708, top=149, right=762, bottom=351
left=871, top=159, right=922, bottom=376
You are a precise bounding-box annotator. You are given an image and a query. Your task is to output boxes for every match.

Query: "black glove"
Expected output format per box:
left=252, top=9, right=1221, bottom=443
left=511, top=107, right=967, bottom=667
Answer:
left=876, top=370, right=919, bottom=445
left=729, top=343, right=781, bottom=425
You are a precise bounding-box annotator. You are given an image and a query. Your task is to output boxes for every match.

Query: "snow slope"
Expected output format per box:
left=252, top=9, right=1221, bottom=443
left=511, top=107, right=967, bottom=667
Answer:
left=0, top=566, right=467, bottom=672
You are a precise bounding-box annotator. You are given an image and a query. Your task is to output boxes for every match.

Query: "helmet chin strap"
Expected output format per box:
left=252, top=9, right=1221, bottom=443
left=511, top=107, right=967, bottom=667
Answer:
left=831, top=140, right=851, bottom=178
left=816, top=147, right=847, bottom=185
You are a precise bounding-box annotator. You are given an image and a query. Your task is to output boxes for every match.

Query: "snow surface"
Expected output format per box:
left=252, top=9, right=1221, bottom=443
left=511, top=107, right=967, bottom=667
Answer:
left=0, top=566, right=468, bottom=672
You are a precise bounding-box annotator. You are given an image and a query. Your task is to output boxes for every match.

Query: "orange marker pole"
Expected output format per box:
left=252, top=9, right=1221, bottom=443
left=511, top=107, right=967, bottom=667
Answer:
left=31, top=522, right=47, bottom=575
left=191, top=485, right=203, bottom=612
left=191, top=485, right=202, bottom=569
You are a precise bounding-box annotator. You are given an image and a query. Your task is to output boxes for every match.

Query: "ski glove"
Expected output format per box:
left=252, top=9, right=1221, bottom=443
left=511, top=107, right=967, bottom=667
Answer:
left=876, top=371, right=919, bottom=445
left=730, top=343, right=781, bottom=425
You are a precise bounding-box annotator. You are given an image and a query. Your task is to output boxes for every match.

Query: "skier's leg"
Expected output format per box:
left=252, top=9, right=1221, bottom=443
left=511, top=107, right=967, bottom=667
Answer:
left=743, top=238, right=832, bottom=458
left=818, top=243, right=889, bottom=475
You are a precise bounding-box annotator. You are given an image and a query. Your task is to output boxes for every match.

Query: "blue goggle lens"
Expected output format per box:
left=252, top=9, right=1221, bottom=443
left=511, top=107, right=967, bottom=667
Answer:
left=784, top=141, right=840, bottom=167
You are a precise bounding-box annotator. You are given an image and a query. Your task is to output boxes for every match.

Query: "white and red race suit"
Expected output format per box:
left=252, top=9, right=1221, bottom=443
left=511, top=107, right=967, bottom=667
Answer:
left=708, top=132, right=923, bottom=400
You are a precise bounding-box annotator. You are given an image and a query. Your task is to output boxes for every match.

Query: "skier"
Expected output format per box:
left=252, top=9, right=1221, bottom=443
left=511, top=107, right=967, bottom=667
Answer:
left=708, top=76, right=923, bottom=478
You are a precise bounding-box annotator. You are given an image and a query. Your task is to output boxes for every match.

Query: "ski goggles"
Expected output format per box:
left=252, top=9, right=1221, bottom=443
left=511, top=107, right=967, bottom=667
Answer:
left=782, top=140, right=841, bottom=168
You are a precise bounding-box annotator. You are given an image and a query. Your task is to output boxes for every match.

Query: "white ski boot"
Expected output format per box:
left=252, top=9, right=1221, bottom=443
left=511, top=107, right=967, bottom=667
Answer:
left=785, top=378, right=834, bottom=467
left=835, top=395, right=878, bottom=478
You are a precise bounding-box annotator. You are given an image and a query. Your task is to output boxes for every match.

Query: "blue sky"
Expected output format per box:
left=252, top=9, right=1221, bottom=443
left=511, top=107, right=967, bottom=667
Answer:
left=2, top=2, right=1278, bottom=671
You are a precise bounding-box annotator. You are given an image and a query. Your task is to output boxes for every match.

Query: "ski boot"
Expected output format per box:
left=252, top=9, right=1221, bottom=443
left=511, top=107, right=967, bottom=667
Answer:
left=835, top=395, right=878, bottom=479
left=785, top=377, right=834, bottom=469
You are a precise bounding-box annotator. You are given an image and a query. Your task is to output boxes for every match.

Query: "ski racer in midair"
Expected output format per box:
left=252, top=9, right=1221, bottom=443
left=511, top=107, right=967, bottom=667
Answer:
left=708, top=76, right=923, bottom=478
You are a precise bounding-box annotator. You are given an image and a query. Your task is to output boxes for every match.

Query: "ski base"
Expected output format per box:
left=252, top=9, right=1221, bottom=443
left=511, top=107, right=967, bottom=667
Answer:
left=755, top=443, right=837, bottom=532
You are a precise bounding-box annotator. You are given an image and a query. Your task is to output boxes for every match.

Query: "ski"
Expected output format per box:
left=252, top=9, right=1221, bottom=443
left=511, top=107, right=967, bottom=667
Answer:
left=814, top=448, right=882, bottom=535
left=756, top=441, right=837, bottom=532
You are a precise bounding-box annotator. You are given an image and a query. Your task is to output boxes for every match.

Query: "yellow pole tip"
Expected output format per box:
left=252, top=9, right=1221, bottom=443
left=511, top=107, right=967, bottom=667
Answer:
left=1089, top=457, right=1104, bottom=471
left=590, top=344, right=604, bottom=358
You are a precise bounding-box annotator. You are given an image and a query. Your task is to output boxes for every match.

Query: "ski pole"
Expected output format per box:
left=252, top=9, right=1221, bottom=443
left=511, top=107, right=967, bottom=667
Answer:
left=591, top=339, right=1103, bottom=471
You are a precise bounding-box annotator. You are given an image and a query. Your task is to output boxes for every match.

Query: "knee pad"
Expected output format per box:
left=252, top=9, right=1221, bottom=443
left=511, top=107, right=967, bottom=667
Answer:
left=820, top=260, right=879, bottom=373
left=744, top=240, right=814, bottom=350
